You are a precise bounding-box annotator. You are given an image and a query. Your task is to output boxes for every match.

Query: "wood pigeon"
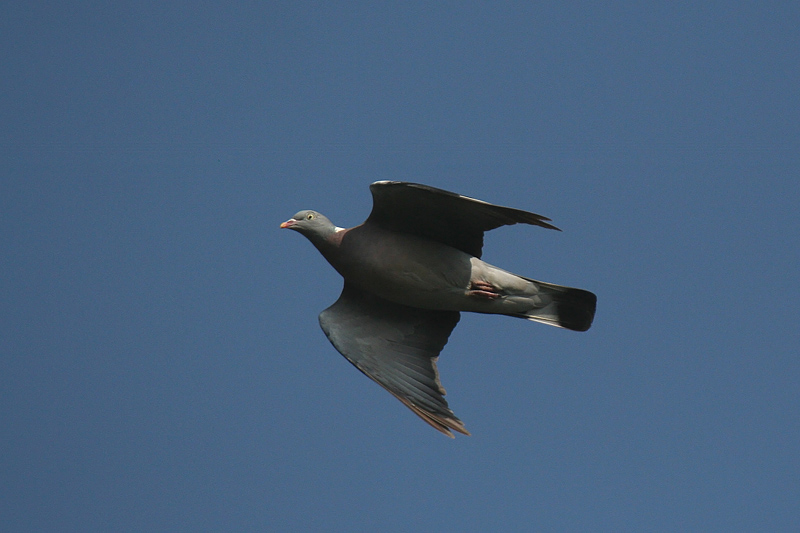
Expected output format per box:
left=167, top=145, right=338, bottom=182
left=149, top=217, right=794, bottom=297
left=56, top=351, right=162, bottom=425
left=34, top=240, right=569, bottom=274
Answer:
left=281, top=181, right=596, bottom=437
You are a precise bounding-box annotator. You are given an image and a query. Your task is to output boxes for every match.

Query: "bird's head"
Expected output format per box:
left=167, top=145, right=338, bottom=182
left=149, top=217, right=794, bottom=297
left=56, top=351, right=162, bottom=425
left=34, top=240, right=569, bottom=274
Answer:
left=280, top=210, right=341, bottom=244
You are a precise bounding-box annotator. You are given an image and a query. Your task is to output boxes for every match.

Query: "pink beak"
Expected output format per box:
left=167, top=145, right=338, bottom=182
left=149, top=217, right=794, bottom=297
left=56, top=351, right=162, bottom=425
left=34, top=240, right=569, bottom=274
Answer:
left=280, top=219, right=296, bottom=229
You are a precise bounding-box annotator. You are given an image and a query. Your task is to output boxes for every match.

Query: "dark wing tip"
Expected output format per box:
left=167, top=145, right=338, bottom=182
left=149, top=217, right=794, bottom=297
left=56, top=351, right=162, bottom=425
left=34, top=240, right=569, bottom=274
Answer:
left=365, top=355, right=471, bottom=437
left=394, top=394, right=471, bottom=437
left=512, top=209, right=561, bottom=231
left=369, top=180, right=562, bottom=232
left=365, top=373, right=471, bottom=438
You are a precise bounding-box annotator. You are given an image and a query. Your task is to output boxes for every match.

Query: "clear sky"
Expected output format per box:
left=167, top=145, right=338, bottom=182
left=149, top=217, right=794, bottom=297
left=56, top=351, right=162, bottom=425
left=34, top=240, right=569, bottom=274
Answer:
left=2, top=2, right=799, bottom=531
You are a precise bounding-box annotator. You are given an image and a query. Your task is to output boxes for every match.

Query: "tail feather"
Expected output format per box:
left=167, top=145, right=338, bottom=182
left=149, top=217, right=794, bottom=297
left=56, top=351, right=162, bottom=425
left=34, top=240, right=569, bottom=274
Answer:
left=511, top=279, right=597, bottom=332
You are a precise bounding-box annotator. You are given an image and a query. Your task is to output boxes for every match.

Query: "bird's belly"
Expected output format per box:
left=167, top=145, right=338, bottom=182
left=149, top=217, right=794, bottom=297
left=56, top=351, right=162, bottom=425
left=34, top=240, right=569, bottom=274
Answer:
left=369, top=270, right=470, bottom=310
left=359, top=258, right=472, bottom=310
left=340, top=243, right=539, bottom=314
left=334, top=235, right=471, bottom=310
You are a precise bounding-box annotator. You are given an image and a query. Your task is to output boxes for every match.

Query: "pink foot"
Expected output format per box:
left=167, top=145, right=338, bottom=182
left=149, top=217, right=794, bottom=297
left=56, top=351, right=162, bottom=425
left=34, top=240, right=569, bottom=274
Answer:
left=467, top=280, right=500, bottom=299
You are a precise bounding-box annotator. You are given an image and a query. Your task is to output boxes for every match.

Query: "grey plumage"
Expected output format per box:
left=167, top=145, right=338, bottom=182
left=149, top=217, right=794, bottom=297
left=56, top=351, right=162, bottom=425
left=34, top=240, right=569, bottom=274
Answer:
left=281, top=181, right=596, bottom=437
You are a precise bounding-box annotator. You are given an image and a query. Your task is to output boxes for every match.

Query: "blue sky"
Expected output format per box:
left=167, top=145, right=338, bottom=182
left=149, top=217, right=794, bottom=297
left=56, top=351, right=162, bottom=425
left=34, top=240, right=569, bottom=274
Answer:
left=2, top=2, right=799, bottom=531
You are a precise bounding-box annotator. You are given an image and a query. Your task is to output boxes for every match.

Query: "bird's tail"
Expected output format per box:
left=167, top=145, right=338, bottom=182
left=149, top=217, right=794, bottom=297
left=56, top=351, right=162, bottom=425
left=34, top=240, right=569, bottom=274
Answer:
left=510, top=278, right=597, bottom=332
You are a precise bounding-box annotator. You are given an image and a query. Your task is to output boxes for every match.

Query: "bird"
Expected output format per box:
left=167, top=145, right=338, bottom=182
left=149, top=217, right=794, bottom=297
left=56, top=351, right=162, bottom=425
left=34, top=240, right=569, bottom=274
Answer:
left=280, top=181, right=596, bottom=437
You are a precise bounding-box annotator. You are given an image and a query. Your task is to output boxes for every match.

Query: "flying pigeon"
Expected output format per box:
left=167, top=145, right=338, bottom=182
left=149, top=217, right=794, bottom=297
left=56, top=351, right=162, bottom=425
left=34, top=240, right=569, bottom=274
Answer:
left=281, top=181, right=596, bottom=437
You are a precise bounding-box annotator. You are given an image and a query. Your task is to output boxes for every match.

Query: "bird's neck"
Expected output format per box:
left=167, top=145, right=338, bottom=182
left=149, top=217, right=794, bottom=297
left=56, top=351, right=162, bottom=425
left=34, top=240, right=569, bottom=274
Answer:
left=308, top=227, right=346, bottom=258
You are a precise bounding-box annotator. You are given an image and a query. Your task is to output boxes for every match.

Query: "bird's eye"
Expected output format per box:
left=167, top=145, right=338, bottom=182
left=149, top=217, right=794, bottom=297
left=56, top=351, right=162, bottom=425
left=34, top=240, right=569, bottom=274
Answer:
left=306, top=213, right=315, bottom=220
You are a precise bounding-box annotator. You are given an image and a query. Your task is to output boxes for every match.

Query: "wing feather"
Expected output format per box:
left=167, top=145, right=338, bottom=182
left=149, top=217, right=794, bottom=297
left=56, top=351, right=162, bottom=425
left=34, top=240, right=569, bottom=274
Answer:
left=367, top=181, right=560, bottom=257
left=318, top=283, right=468, bottom=437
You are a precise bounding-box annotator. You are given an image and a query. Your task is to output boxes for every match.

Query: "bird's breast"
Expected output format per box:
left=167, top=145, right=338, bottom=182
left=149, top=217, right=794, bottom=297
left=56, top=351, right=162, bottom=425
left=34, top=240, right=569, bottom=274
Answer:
left=332, top=228, right=473, bottom=310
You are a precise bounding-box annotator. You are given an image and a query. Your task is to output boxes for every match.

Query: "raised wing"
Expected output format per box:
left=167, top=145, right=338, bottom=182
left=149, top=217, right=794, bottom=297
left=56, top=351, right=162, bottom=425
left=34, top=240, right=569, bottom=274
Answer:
left=318, top=283, right=467, bottom=437
left=366, top=181, right=560, bottom=258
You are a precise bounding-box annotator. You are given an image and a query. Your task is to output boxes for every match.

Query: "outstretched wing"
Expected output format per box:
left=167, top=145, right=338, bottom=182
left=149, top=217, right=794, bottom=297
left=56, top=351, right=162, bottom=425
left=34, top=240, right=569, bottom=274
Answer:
left=318, top=283, right=467, bottom=437
left=366, top=181, right=560, bottom=258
